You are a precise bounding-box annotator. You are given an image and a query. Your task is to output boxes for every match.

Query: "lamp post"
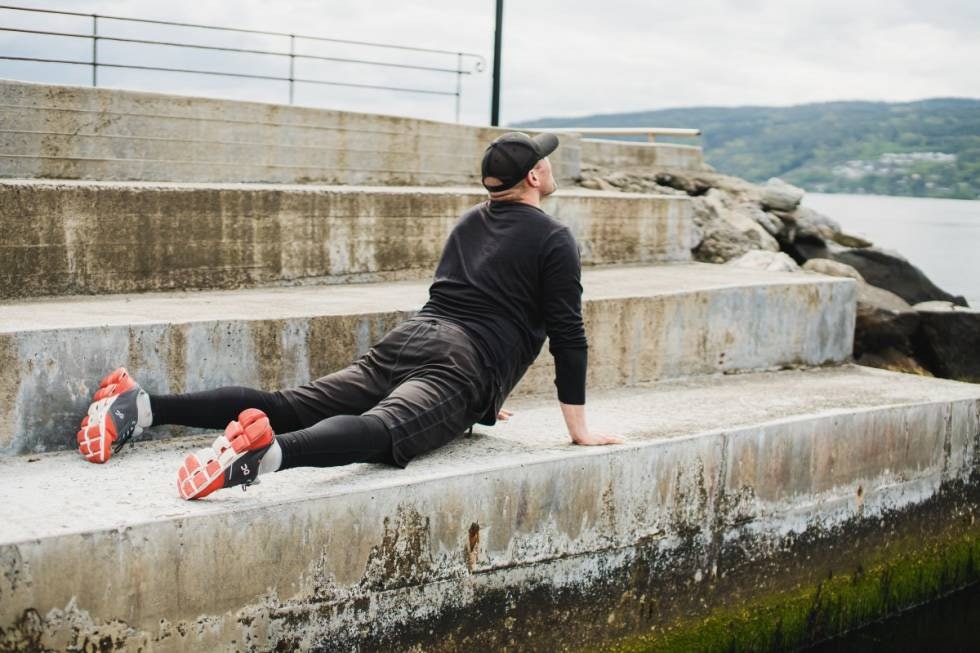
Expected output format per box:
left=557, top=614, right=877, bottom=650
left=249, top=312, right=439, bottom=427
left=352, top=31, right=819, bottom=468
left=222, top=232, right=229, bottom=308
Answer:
left=491, top=0, right=502, bottom=126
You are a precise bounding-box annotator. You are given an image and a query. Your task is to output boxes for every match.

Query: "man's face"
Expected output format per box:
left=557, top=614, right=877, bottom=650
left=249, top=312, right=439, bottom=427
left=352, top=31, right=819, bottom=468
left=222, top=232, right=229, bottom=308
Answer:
left=532, top=157, right=558, bottom=196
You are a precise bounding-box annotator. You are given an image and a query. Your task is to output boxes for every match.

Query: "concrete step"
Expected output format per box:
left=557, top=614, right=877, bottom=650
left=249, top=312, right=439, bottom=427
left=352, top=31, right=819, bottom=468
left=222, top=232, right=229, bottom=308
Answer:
left=0, top=263, right=856, bottom=455
left=0, top=79, right=582, bottom=185
left=0, top=180, right=695, bottom=299
left=1, top=365, right=977, bottom=651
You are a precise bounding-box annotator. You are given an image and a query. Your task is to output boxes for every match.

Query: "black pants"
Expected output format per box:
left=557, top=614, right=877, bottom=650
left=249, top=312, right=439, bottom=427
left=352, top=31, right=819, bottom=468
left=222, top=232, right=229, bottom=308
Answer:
left=151, top=317, right=494, bottom=469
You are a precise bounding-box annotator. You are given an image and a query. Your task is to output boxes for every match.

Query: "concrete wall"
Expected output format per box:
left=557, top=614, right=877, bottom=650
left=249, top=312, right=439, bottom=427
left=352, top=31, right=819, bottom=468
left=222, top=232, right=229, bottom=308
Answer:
left=581, top=138, right=706, bottom=170
left=0, top=79, right=581, bottom=186
left=0, top=265, right=856, bottom=454
left=1, top=366, right=977, bottom=651
left=0, top=181, right=694, bottom=299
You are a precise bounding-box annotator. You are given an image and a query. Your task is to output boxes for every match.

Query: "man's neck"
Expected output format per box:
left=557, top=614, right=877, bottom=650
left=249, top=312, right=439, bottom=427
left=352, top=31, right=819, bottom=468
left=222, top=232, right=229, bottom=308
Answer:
left=489, top=191, right=541, bottom=207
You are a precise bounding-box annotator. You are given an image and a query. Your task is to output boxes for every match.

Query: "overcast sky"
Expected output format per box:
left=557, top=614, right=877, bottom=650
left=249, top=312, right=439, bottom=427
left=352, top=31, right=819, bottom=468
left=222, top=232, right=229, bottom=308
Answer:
left=2, top=0, right=978, bottom=125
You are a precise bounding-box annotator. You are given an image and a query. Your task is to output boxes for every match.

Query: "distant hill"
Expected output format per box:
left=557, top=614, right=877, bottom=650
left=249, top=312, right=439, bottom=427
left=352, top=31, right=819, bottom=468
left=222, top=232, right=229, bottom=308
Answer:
left=515, top=99, right=980, bottom=199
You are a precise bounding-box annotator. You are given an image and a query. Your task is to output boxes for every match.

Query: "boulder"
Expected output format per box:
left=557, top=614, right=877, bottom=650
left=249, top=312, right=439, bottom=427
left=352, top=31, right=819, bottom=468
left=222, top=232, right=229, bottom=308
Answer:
left=760, top=178, right=805, bottom=211
left=696, top=172, right=764, bottom=203
left=771, top=205, right=841, bottom=242
left=911, top=303, right=980, bottom=382
left=802, top=258, right=864, bottom=281
left=653, top=171, right=713, bottom=196
left=738, top=203, right=784, bottom=237
left=728, top=250, right=801, bottom=272
left=855, top=347, right=933, bottom=377
left=854, top=283, right=919, bottom=357
left=831, top=247, right=968, bottom=306
left=690, top=189, right=780, bottom=262
left=831, top=231, right=873, bottom=248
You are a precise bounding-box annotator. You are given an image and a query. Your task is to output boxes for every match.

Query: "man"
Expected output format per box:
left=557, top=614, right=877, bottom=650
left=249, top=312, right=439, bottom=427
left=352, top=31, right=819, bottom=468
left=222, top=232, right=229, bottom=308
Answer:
left=76, top=132, right=623, bottom=500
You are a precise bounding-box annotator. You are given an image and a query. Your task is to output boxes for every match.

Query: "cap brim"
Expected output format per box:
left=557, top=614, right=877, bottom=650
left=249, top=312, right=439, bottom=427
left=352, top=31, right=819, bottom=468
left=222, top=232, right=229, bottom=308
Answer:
left=531, top=132, right=559, bottom=158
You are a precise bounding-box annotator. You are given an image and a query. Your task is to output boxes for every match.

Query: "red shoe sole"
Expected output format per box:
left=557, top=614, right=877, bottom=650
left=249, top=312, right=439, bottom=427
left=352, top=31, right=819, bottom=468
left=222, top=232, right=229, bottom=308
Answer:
left=176, top=408, right=273, bottom=501
left=77, top=367, right=136, bottom=464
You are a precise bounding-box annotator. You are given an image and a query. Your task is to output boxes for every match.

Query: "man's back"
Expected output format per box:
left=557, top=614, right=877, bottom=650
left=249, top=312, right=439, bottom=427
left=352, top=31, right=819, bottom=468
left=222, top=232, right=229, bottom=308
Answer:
left=417, top=199, right=588, bottom=424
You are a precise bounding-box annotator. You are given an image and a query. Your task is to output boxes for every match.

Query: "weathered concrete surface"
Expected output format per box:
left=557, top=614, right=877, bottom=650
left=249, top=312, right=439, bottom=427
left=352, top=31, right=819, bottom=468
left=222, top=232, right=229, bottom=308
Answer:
left=0, top=79, right=581, bottom=186
left=0, top=264, right=856, bottom=454
left=580, top=138, right=706, bottom=171
left=0, top=180, right=694, bottom=298
left=0, top=365, right=977, bottom=651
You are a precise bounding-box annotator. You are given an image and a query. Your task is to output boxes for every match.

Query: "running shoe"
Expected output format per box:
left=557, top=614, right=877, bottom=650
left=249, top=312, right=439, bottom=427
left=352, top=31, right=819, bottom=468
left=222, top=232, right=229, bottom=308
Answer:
left=176, top=408, right=274, bottom=501
left=77, top=367, right=150, bottom=464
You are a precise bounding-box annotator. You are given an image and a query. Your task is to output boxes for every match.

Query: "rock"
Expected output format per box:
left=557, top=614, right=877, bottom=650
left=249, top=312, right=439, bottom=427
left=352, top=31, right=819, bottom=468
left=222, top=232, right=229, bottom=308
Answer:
left=772, top=205, right=841, bottom=242
left=831, top=231, right=873, bottom=248
left=760, top=178, right=805, bottom=211
left=911, top=303, right=980, bottom=382
left=653, top=171, right=713, bottom=195
left=802, top=258, right=864, bottom=281
left=738, top=203, right=783, bottom=237
left=690, top=189, right=780, bottom=262
left=855, top=347, right=933, bottom=377
left=578, top=178, right=602, bottom=190
left=854, top=283, right=919, bottom=357
left=594, top=177, right=619, bottom=192
left=912, top=300, right=964, bottom=311
left=728, top=250, right=801, bottom=272
left=830, top=247, right=968, bottom=306
left=697, top=172, right=764, bottom=203
left=780, top=234, right=846, bottom=263
left=603, top=171, right=633, bottom=188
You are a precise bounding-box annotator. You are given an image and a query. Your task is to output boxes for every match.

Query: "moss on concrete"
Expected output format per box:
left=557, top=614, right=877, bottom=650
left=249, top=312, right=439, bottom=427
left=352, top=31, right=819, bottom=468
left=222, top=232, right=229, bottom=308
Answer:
left=605, top=489, right=980, bottom=653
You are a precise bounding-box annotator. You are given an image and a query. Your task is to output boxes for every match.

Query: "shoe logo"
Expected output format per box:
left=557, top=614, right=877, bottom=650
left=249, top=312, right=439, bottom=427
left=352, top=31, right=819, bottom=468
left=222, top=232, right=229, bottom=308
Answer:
left=240, top=463, right=250, bottom=476
left=114, top=410, right=124, bottom=420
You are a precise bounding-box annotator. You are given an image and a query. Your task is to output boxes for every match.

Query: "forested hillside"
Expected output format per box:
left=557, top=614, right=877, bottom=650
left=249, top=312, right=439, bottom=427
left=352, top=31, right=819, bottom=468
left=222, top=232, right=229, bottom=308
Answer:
left=517, top=99, right=980, bottom=199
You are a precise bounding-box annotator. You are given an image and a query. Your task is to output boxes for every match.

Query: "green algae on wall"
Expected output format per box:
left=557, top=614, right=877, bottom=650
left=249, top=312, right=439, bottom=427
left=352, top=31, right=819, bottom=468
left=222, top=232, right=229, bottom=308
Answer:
left=605, top=493, right=980, bottom=653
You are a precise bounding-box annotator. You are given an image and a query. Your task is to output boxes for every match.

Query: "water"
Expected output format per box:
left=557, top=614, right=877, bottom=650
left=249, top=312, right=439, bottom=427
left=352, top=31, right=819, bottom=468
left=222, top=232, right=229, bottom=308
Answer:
left=802, top=193, right=980, bottom=308
left=803, top=581, right=980, bottom=652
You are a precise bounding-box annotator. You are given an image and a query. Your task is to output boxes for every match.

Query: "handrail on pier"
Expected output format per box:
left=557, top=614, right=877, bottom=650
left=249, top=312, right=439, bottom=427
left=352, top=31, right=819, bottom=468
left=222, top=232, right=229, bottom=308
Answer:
left=541, top=127, right=701, bottom=143
left=0, top=4, right=485, bottom=122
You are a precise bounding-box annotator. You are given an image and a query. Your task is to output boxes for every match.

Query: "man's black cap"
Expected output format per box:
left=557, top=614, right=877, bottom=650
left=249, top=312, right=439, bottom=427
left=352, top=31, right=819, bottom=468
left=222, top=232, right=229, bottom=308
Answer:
left=481, top=132, right=559, bottom=192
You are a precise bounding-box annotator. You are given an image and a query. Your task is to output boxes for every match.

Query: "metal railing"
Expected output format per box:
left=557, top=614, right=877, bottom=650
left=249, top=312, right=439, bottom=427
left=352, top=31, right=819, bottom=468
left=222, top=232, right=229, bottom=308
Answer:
left=541, top=127, right=701, bottom=143
left=0, top=4, right=485, bottom=121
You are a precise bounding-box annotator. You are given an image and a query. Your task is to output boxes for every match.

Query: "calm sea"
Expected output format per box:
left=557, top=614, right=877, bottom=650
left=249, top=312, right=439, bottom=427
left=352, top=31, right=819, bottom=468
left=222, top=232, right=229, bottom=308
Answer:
left=802, top=193, right=980, bottom=308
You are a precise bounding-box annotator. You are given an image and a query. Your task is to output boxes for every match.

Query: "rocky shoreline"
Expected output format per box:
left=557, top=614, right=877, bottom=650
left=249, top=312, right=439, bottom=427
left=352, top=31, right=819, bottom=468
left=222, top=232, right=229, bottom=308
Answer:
left=579, top=165, right=979, bottom=383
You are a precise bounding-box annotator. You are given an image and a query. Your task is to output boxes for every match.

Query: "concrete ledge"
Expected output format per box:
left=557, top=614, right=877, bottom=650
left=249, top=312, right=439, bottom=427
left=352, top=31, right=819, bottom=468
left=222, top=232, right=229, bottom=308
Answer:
left=0, top=180, right=694, bottom=299
left=581, top=138, right=706, bottom=170
left=0, top=263, right=857, bottom=454
left=0, top=365, right=977, bottom=650
left=0, top=79, right=581, bottom=185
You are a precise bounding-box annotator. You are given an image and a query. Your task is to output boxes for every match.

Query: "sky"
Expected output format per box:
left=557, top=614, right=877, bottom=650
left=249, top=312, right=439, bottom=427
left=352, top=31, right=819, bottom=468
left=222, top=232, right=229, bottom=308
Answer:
left=1, top=0, right=978, bottom=126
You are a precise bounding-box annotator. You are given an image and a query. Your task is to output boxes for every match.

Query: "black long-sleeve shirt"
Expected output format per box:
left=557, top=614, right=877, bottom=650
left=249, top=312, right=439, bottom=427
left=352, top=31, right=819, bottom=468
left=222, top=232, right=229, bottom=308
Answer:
left=416, top=199, right=588, bottom=425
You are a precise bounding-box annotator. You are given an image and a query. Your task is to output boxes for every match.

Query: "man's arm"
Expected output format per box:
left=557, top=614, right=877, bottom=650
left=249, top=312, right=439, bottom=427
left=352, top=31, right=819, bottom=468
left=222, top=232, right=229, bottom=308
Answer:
left=540, top=228, right=622, bottom=445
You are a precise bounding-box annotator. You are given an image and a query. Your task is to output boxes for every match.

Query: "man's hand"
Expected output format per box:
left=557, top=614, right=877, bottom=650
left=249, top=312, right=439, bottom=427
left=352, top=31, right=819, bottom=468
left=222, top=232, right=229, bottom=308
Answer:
left=559, top=402, right=623, bottom=445
left=497, top=408, right=513, bottom=421
left=572, top=431, right=625, bottom=446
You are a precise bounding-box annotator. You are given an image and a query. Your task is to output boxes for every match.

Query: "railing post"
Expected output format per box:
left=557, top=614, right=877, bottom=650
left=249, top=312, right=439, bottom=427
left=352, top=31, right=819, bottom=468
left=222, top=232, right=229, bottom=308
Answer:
left=455, top=52, right=462, bottom=123
left=91, top=14, right=98, bottom=87
left=647, top=132, right=656, bottom=143
left=288, top=34, right=295, bottom=104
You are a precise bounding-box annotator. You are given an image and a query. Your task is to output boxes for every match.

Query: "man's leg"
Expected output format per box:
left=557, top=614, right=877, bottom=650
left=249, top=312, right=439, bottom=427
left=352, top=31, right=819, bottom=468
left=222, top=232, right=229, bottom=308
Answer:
left=174, top=320, right=434, bottom=498
left=276, top=413, right=396, bottom=468
left=363, top=369, right=490, bottom=469
left=149, top=386, right=304, bottom=433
